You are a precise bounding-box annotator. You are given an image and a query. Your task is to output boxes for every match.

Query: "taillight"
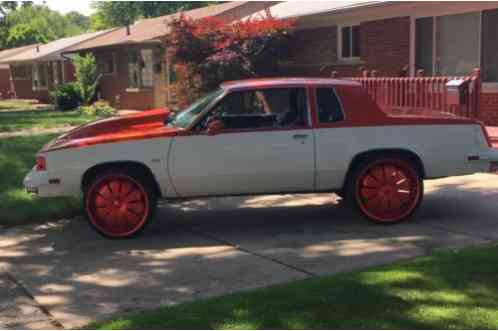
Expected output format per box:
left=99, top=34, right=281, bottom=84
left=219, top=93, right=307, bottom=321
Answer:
left=36, top=156, right=46, bottom=171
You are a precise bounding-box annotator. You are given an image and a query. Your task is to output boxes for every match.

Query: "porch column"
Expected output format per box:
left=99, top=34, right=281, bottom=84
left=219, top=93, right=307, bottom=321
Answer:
left=165, top=48, right=171, bottom=104
left=409, top=15, right=416, bottom=77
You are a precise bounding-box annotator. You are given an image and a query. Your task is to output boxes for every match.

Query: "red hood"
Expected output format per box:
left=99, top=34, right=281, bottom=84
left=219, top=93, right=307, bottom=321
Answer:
left=42, top=108, right=182, bottom=152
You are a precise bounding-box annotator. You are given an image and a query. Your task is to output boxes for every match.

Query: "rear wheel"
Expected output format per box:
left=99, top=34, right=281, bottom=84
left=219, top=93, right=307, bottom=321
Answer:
left=346, top=157, right=423, bottom=224
left=84, top=169, right=157, bottom=238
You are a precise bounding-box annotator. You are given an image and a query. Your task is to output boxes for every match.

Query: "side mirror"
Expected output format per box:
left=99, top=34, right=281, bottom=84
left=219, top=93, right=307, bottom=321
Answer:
left=207, top=119, right=223, bottom=136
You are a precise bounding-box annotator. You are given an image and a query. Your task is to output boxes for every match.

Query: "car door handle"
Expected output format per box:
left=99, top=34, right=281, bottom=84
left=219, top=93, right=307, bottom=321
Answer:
left=292, top=134, right=309, bottom=140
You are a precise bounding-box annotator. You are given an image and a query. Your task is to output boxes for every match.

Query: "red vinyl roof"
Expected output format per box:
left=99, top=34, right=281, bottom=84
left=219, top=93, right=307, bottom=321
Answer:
left=221, top=77, right=361, bottom=90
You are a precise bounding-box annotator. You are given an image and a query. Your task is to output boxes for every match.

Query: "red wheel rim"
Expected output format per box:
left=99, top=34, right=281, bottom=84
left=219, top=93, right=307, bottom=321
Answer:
left=86, top=175, right=149, bottom=237
left=356, top=159, right=421, bottom=223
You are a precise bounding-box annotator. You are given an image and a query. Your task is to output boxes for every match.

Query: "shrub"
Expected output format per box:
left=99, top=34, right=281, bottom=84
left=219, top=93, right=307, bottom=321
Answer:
left=72, top=53, right=101, bottom=105
left=79, top=101, right=116, bottom=117
left=165, top=14, right=295, bottom=103
left=49, top=83, right=82, bottom=111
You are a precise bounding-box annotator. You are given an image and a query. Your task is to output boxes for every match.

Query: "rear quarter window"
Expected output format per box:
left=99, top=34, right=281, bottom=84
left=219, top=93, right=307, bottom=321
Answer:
left=316, top=87, right=344, bottom=123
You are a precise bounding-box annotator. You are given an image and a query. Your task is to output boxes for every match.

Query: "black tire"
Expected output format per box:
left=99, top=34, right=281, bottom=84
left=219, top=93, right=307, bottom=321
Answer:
left=345, top=155, right=424, bottom=224
left=84, top=167, right=158, bottom=239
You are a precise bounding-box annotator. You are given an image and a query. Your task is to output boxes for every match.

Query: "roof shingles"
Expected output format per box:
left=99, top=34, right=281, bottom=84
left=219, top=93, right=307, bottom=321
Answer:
left=245, top=0, right=388, bottom=20
left=63, top=1, right=251, bottom=53
left=0, top=30, right=114, bottom=64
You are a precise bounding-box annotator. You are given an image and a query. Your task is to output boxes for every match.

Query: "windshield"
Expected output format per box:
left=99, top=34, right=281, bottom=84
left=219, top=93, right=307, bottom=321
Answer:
left=168, top=88, right=224, bottom=128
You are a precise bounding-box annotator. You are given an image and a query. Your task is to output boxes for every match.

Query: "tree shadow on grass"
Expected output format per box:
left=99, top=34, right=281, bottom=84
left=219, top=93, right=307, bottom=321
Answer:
left=88, top=244, right=498, bottom=329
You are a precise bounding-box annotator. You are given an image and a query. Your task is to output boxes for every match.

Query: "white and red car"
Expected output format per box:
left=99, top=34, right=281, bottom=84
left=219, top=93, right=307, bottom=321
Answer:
left=24, top=78, right=498, bottom=238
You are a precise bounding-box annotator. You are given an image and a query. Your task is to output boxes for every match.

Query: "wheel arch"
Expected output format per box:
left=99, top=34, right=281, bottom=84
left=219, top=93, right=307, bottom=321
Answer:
left=342, top=148, right=425, bottom=191
left=81, top=161, right=162, bottom=198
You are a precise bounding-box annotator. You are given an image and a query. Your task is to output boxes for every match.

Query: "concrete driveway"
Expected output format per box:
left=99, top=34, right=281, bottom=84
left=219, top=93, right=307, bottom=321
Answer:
left=2, top=173, right=498, bottom=329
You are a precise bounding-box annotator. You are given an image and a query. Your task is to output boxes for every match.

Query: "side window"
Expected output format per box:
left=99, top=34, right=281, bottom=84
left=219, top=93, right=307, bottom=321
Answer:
left=316, top=88, right=344, bottom=123
left=200, top=88, right=309, bottom=131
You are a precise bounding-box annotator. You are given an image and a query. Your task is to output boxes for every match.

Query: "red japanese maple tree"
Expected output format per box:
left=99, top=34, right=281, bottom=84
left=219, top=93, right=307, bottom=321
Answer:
left=165, top=13, right=295, bottom=103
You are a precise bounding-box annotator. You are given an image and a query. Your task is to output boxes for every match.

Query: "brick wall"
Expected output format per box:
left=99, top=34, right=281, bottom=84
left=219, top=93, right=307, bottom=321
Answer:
left=282, top=17, right=410, bottom=77
left=11, top=70, right=50, bottom=102
left=95, top=48, right=155, bottom=110
left=280, top=26, right=366, bottom=77
left=64, top=61, right=76, bottom=82
left=289, top=27, right=337, bottom=66
left=13, top=81, right=50, bottom=101
left=0, top=67, right=11, bottom=99
left=359, top=16, right=410, bottom=76
left=479, top=92, right=498, bottom=126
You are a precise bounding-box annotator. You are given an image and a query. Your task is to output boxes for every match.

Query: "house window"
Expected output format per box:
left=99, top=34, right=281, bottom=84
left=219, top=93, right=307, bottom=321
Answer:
left=416, top=12, right=481, bottom=77
left=97, top=53, right=116, bottom=75
left=415, top=17, right=433, bottom=75
left=436, top=12, right=480, bottom=76
left=482, top=9, right=498, bottom=82
left=141, top=49, right=154, bottom=87
left=11, top=65, right=30, bottom=80
left=128, top=50, right=140, bottom=88
left=128, top=49, right=154, bottom=89
left=32, top=63, right=48, bottom=90
left=340, top=25, right=360, bottom=59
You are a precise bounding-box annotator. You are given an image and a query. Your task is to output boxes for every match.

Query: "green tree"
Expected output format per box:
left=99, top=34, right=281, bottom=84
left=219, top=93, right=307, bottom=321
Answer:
left=0, top=1, right=32, bottom=17
left=1, top=4, right=86, bottom=48
left=5, top=5, right=65, bottom=46
left=0, top=1, right=33, bottom=48
left=90, top=1, right=217, bottom=29
left=72, top=53, right=100, bottom=105
left=88, top=11, right=108, bottom=32
left=65, top=11, right=90, bottom=32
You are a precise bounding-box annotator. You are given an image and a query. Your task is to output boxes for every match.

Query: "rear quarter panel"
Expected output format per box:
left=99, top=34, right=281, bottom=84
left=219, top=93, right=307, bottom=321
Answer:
left=314, top=123, right=487, bottom=191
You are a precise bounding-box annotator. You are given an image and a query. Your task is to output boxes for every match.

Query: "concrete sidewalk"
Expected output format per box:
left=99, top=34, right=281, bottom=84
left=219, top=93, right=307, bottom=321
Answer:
left=1, top=173, right=498, bottom=329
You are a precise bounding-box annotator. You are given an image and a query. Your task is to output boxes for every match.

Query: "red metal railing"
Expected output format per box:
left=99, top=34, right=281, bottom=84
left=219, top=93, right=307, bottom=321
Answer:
left=343, top=69, right=481, bottom=119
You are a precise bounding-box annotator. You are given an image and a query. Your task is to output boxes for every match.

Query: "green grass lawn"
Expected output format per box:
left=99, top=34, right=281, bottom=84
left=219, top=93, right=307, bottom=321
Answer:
left=89, top=244, right=498, bottom=330
left=0, top=109, right=99, bottom=132
left=0, top=134, right=82, bottom=226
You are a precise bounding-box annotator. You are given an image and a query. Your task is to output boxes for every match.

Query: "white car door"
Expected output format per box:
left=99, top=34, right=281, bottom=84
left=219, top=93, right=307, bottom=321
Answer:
left=168, top=87, right=316, bottom=197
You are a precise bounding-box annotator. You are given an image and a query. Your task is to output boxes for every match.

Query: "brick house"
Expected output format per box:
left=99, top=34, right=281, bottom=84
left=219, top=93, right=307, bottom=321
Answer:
left=248, top=1, right=498, bottom=125
left=0, top=44, right=39, bottom=99
left=62, top=1, right=277, bottom=110
left=0, top=30, right=114, bottom=102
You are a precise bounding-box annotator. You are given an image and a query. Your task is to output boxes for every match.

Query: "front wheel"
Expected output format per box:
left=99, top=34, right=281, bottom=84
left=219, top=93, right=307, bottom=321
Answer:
left=347, top=157, right=423, bottom=224
left=84, top=169, right=157, bottom=238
